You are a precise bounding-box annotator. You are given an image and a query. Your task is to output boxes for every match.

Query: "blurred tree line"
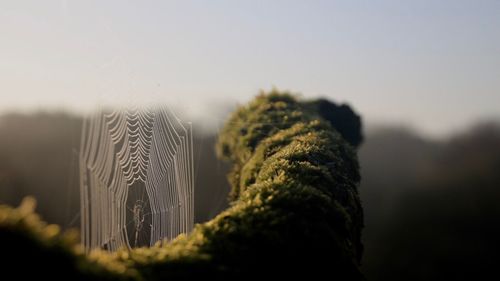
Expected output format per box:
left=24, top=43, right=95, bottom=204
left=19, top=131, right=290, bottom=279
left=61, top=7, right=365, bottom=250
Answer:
left=0, top=111, right=499, bottom=280
left=360, top=123, right=500, bottom=280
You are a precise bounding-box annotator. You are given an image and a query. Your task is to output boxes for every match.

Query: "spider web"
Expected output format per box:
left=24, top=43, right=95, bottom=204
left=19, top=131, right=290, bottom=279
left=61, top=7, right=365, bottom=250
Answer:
left=79, top=106, right=194, bottom=251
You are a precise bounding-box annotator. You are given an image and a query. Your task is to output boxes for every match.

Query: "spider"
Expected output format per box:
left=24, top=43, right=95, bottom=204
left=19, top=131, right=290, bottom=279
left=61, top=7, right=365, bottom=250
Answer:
left=130, top=200, right=145, bottom=247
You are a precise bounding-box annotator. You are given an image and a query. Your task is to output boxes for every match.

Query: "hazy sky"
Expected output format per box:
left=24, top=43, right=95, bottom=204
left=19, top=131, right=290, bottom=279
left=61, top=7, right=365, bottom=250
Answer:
left=1, top=0, right=499, bottom=137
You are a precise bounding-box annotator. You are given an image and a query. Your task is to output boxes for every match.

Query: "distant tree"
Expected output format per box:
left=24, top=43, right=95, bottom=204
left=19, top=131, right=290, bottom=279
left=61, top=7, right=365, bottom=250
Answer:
left=304, top=98, right=363, bottom=148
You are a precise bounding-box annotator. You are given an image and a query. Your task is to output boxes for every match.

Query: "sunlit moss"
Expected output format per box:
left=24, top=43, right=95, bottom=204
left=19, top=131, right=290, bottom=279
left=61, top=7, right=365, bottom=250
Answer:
left=0, top=90, right=364, bottom=280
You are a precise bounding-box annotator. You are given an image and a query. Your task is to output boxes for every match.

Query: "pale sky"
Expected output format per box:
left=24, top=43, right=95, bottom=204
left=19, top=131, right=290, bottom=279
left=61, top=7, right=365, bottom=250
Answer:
left=1, top=0, right=499, bottom=137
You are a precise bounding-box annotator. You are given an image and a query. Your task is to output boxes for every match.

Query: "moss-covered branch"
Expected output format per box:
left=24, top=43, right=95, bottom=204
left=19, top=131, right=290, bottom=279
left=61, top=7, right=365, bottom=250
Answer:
left=0, top=90, right=364, bottom=280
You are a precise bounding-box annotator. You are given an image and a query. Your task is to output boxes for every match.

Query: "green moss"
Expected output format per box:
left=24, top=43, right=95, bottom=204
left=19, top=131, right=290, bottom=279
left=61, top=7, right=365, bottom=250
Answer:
left=0, top=197, right=136, bottom=281
left=0, top=90, right=364, bottom=280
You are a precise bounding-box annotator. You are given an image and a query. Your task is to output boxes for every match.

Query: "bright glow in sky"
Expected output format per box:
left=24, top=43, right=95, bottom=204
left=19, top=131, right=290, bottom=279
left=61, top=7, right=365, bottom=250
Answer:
left=1, top=0, right=499, bottom=137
